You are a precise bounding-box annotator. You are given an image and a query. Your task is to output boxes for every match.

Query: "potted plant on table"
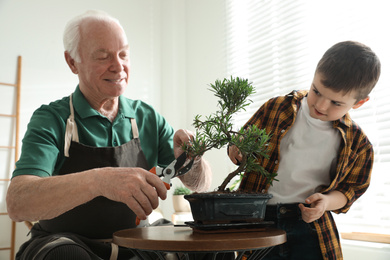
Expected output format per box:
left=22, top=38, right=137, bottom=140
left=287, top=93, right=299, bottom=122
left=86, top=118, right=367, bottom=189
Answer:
left=172, top=186, right=192, bottom=213
left=182, top=76, right=277, bottom=225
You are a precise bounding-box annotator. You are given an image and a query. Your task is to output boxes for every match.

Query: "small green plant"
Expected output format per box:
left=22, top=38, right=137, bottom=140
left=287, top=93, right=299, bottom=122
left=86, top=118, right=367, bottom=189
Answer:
left=173, top=186, right=192, bottom=195
left=182, top=76, right=277, bottom=192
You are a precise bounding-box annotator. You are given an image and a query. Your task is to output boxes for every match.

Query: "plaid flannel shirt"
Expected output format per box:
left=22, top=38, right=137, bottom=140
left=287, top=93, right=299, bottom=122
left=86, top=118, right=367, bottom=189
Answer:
left=239, top=90, right=373, bottom=260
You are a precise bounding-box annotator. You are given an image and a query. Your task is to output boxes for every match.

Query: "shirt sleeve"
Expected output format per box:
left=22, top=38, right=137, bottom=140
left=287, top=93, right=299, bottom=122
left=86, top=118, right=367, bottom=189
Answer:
left=157, top=115, right=175, bottom=167
left=134, top=101, right=175, bottom=169
left=239, top=97, right=278, bottom=192
left=13, top=105, right=66, bottom=178
left=331, top=126, right=373, bottom=214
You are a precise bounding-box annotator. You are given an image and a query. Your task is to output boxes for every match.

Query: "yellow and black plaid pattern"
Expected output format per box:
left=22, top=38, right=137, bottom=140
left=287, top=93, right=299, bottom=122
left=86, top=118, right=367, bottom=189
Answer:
left=239, top=90, right=373, bottom=260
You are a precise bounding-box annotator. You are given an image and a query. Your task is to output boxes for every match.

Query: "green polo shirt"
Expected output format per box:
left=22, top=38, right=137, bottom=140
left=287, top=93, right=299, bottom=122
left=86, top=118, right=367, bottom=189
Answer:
left=13, top=86, right=175, bottom=178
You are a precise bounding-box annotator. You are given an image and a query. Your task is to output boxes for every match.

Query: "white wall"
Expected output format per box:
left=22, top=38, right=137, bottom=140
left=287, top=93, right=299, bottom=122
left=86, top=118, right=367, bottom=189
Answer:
left=0, top=0, right=388, bottom=259
left=0, top=0, right=164, bottom=136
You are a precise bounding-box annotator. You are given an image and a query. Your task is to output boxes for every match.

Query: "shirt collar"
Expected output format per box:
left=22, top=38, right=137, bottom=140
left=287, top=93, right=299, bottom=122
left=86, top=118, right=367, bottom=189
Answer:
left=118, top=94, right=135, bottom=118
left=287, top=90, right=308, bottom=114
left=334, top=113, right=352, bottom=128
left=72, top=86, right=98, bottom=119
left=72, top=86, right=134, bottom=119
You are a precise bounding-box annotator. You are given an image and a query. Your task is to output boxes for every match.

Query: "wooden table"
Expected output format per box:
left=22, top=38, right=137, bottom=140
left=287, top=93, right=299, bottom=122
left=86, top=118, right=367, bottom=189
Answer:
left=113, top=225, right=286, bottom=260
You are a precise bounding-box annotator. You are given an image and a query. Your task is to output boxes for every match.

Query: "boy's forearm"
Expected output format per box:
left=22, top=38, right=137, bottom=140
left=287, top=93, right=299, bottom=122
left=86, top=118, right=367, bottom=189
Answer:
left=324, top=190, right=348, bottom=211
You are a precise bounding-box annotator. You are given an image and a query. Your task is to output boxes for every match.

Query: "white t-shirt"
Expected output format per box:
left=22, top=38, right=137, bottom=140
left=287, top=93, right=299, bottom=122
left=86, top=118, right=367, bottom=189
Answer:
left=268, top=97, right=341, bottom=204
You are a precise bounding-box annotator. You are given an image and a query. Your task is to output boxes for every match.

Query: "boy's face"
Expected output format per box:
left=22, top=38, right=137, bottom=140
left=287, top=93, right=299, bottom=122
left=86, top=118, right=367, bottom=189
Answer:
left=307, top=73, right=369, bottom=121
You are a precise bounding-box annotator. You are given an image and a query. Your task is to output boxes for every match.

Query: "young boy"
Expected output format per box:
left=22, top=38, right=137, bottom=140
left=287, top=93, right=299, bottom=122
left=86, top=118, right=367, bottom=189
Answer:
left=228, top=41, right=381, bottom=260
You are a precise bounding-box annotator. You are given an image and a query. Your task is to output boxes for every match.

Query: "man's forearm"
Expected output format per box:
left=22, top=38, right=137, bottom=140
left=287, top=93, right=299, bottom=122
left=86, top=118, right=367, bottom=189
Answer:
left=6, top=171, right=98, bottom=222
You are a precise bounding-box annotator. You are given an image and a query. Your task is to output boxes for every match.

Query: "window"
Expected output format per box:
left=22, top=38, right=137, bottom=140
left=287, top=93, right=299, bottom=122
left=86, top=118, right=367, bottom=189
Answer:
left=226, top=0, right=390, bottom=240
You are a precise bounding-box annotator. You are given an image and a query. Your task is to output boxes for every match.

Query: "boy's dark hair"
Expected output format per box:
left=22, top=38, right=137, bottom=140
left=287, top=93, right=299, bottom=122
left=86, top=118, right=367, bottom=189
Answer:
left=316, top=41, right=381, bottom=101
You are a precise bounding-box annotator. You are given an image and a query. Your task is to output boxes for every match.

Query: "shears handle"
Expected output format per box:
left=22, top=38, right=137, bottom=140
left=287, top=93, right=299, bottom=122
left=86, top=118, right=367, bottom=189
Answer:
left=135, top=167, right=171, bottom=225
left=149, top=166, right=171, bottom=190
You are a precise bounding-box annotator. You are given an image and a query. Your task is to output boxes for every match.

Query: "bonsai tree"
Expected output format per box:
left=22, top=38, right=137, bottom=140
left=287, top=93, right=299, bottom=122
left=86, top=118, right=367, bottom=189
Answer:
left=182, top=76, right=277, bottom=192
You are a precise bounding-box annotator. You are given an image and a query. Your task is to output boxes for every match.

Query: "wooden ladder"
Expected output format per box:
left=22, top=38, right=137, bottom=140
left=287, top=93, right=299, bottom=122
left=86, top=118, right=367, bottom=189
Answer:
left=0, top=56, right=22, bottom=260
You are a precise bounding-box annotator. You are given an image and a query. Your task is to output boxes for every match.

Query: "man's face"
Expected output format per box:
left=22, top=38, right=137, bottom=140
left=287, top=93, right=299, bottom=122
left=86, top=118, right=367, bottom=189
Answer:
left=307, top=73, right=364, bottom=121
left=75, top=20, right=130, bottom=101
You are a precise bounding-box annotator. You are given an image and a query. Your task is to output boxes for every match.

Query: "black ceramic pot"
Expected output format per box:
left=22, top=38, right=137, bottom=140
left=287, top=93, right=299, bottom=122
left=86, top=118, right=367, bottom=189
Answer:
left=184, top=192, right=273, bottom=224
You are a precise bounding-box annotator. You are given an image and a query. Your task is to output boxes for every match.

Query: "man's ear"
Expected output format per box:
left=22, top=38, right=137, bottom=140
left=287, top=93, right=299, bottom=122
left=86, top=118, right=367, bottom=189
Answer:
left=352, top=96, right=370, bottom=109
left=64, top=51, right=78, bottom=74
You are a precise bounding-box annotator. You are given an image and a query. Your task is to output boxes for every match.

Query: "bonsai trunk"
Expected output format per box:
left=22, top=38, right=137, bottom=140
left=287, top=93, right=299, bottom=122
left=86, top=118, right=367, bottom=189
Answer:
left=217, top=155, right=247, bottom=191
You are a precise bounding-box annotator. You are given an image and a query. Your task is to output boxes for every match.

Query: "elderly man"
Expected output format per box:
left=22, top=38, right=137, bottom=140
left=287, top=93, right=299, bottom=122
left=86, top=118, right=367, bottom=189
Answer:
left=7, top=10, right=211, bottom=260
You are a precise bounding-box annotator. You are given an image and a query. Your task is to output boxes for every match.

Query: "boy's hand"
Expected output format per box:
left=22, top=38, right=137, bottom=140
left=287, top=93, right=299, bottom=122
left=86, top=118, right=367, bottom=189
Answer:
left=228, top=145, right=242, bottom=165
left=299, top=193, right=327, bottom=223
left=299, top=191, right=348, bottom=223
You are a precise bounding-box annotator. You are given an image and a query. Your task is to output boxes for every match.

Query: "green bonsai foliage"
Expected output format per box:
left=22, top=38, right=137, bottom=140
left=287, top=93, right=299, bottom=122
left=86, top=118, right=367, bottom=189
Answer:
left=182, top=76, right=276, bottom=192
left=173, top=186, right=192, bottom=195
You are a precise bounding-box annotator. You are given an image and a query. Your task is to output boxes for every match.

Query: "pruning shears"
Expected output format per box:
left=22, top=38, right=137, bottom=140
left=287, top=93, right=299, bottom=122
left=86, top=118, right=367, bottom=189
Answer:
left=136, top=152, right=194, bottom=225
left=149, top=152, right=194, bottom=190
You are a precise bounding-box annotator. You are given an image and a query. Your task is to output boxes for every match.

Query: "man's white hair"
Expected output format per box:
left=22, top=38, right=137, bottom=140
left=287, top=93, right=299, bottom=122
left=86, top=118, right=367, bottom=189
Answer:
left=63, top=10, right=125, bottom=62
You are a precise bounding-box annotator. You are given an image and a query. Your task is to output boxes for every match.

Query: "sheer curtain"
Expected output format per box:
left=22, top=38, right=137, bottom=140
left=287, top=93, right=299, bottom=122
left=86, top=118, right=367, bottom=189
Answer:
left=226, top=0, right=390, bottom=237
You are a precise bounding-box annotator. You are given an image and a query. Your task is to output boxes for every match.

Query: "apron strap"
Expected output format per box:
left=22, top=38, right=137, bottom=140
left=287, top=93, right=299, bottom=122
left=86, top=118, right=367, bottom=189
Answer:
left=64, top=94, right=80, bottom=157
left=130, top=118, right=139, bottom=139
left=94, top=239, right=118, bottom=260
left=110, top=243, right=119, bottom=260
left=64, top=97, right=139, bottom=157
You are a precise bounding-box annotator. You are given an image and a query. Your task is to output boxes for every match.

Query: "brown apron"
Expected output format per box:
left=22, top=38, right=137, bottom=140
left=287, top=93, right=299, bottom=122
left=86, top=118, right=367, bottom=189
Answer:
left=17, top=94, right=150, bottom=260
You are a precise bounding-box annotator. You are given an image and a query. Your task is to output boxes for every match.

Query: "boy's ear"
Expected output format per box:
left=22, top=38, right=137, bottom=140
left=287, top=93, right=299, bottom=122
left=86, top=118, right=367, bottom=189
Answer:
left=352, top=96, right=370, bottom=109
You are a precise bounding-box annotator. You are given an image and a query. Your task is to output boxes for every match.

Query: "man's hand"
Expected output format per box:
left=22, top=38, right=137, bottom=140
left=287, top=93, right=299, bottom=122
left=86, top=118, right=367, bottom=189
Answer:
left=7, top=167, right=168, bottom=222
left=173, top=129, right=194, bottom=158
left=299, top=191, right=348, bottom=223
left=173, top=129, right=212, bottom=192
left=96, top=167, right=168, bottom=221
